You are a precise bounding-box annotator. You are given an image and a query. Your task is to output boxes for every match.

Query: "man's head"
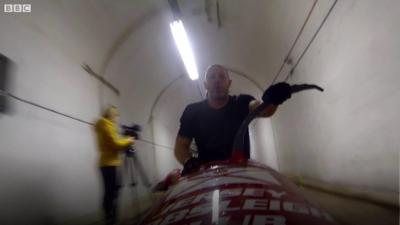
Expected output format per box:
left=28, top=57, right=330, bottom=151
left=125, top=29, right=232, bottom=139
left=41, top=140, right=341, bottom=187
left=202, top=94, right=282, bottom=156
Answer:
left=103, top=105, right=119, bottom=122
left=204, top=64, right=231, bottom=100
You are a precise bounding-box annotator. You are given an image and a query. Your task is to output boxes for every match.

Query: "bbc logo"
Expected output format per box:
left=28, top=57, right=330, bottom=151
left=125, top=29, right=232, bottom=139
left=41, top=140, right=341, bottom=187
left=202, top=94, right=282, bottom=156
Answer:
left=4, top=4, right=31, bottom=13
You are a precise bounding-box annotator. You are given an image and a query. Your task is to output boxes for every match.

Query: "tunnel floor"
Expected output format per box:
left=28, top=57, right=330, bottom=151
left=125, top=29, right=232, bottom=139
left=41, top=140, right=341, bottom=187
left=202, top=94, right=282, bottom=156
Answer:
left=298, top=187, right=399, bottom=225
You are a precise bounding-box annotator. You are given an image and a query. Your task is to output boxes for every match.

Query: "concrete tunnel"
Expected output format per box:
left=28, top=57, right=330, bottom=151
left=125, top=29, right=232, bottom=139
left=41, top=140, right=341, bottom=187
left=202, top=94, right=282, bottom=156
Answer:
left=0, top=0, right=398, bottom=224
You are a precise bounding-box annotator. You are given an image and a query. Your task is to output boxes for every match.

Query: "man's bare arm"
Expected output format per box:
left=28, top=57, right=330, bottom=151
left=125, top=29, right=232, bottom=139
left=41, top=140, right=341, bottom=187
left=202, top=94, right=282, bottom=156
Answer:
left=174, top=135, right=192, bottom=165
left=249, top=100, right=278, bottom=117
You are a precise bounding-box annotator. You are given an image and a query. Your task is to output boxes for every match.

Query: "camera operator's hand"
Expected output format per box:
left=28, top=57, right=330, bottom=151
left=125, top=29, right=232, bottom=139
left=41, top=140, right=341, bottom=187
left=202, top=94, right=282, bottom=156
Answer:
left=181, top=157, right=202, bottom=176
left=127, top=137, right=135, bottom=144
left=262, top=82, right=292, bottom=105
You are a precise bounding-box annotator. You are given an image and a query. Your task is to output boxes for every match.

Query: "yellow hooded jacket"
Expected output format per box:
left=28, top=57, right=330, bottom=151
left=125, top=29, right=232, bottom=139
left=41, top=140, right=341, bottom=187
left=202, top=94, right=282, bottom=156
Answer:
left=95, top=117, right=133, bottom=167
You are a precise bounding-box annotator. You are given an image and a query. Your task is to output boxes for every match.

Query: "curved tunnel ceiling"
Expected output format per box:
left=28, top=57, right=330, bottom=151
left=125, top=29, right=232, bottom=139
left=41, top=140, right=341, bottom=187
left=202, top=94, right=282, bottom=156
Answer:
left=5, top=0, right=339, bottom=143
left=101, top=0, right=335, bottom=123
left=11, top=0, right=335, bottom=115
left=4, top=0, right=340, bottom=138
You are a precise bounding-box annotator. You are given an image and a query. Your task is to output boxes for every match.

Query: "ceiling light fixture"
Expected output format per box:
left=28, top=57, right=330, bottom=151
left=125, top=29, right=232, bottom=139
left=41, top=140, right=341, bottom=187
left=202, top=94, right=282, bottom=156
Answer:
left=168, top=0, right=199, bottom=80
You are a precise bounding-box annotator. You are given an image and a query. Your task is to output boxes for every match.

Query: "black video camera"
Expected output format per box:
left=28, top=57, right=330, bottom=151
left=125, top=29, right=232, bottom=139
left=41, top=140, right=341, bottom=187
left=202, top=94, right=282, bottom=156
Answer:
left=121, top=124, right=142, bottom=139
left=121, top=124, right=142, bottom=157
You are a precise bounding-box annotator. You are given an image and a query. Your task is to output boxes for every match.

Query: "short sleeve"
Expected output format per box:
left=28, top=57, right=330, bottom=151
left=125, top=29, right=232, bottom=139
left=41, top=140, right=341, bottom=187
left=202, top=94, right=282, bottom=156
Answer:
left=238, top=94, right=255, bottom=114
left=178, top=105, right=196, bottom=138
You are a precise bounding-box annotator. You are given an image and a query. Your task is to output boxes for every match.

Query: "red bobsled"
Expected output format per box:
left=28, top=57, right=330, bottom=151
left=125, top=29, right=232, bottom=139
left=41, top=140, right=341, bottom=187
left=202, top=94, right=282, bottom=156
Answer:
left=138, top=160, right=337, bottom=225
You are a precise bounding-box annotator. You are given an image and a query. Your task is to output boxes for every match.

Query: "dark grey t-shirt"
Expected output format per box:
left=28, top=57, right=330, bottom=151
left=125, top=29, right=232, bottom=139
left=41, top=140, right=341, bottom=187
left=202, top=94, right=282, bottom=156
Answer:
left=178, top=94, right=255, bottom=163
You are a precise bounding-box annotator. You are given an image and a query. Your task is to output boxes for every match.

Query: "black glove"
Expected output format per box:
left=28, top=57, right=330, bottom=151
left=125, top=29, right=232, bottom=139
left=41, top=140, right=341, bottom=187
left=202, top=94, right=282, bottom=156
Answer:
left=181, top=157, right=202, bottom=176
left=262, top=82, right=292, bottom=105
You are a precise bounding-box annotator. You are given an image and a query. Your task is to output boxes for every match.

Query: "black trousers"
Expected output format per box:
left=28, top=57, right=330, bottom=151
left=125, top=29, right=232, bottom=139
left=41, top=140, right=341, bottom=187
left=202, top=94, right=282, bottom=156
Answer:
left=100, top=166, right=121, bottom=223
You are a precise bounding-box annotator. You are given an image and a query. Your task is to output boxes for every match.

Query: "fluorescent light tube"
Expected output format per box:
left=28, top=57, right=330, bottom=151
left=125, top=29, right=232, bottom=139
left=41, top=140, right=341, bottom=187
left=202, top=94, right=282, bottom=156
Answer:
left=170, top=20, right=199, bottom=80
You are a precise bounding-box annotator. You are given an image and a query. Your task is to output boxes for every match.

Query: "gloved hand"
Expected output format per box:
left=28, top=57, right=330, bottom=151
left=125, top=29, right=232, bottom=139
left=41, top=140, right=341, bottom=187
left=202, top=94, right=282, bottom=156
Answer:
left=181, top=157, right=202, bottom=176
left=262, top=82, right=292, bottom=105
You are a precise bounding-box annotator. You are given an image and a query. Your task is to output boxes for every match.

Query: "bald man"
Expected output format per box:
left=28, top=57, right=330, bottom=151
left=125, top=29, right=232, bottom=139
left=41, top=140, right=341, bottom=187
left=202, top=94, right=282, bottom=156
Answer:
left=175, top=65, right=291, bottom=175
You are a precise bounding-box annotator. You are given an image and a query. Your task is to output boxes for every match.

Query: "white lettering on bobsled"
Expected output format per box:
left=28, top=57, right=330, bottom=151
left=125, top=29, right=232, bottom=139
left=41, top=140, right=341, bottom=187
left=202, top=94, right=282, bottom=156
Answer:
left=148, top=197, right=334, bottom=225
left=165, top=167, right=281, bottom=201
left=158, top=214, right=287, bottom=225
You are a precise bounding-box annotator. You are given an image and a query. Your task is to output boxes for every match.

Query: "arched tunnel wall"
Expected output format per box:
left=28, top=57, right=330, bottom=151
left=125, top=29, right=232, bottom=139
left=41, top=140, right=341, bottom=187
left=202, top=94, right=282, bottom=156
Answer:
left=0, top=9, right=106, bottom=225
left=273, top=0, right=399, bottom=194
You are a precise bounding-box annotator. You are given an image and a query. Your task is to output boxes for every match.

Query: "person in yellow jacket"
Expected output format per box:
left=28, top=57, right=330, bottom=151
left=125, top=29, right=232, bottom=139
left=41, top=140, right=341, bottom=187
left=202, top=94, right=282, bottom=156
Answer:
left=95, top=106, right=134, bottom=225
